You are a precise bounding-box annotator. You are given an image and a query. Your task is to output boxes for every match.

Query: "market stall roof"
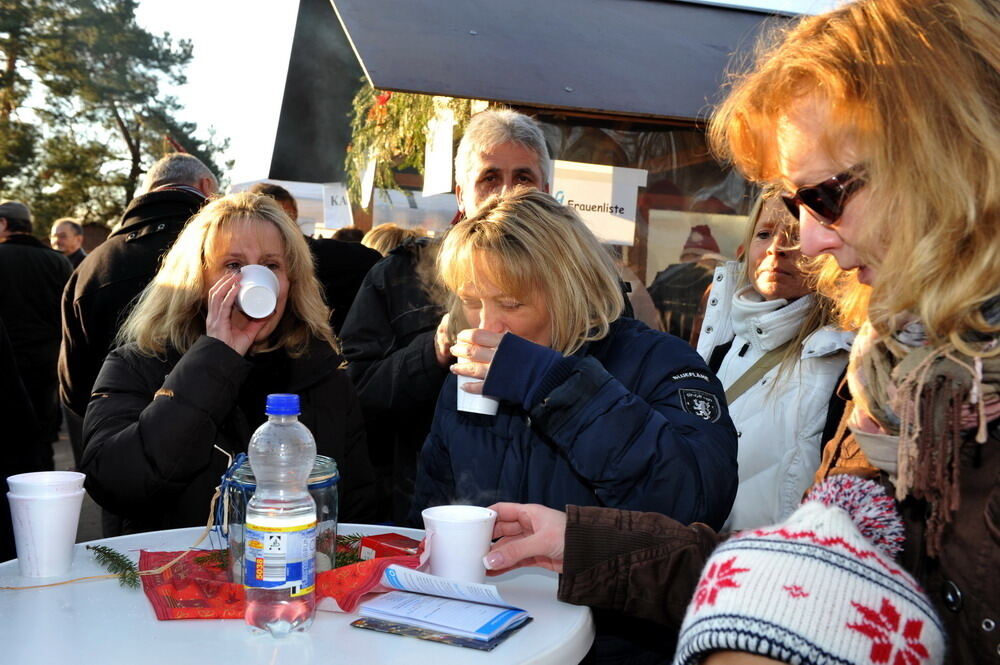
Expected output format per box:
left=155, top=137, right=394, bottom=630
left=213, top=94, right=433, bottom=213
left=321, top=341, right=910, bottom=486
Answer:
left=330, top=0, right=787, bottom=122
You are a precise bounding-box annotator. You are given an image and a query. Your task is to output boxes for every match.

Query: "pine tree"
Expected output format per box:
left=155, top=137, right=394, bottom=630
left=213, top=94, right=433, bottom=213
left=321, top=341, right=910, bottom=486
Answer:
left=0, top=0, right=229, bottom=233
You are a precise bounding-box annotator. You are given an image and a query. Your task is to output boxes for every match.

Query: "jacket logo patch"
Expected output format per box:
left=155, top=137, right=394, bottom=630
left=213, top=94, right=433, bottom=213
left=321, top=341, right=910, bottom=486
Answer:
left=679, top=389, right=721, bottom=422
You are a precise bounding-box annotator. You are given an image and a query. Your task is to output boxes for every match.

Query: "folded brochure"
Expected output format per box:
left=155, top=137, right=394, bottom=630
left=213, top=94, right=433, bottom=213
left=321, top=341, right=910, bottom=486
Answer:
left=354, top=565, right=530, bottom=642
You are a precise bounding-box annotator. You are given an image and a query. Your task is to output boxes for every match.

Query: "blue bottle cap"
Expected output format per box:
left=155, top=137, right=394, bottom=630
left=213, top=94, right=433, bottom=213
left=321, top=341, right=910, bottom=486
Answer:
left=265, top=393, right=300, bottom=416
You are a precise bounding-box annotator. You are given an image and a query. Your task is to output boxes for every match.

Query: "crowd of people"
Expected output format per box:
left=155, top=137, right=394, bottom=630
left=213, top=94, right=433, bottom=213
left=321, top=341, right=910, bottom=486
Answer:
left=0, top=0, right=997, bottom=662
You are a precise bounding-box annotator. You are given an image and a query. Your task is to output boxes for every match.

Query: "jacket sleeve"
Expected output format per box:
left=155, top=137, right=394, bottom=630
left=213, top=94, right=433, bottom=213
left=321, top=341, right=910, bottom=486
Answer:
left=557, top=505, right=721, bottom=628
left=407, top=397, right=455, bottom=521
left=80, top=336, right=251, bottom=517
left=58, top=271, right=86, bottom=419
left=336, top=377, right=378, bottom=523
left=484, top=333, right=738, bottom=529
left=339, top=258, right=448, bottom=417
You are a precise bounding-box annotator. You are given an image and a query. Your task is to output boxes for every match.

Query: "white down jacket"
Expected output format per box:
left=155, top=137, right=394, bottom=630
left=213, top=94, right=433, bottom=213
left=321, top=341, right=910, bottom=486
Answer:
left=697, top=262, right=853, bottom=530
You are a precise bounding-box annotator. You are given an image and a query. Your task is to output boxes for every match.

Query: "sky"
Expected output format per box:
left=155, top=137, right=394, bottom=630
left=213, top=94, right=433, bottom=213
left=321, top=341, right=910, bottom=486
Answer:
left=134, top=0, right=842, bottom=188
left=133, top=0, right=299, bottom=186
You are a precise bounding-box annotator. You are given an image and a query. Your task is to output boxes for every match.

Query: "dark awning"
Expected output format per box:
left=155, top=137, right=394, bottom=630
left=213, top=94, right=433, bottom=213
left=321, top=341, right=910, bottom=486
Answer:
left=330, top=0, right=786, bottom=122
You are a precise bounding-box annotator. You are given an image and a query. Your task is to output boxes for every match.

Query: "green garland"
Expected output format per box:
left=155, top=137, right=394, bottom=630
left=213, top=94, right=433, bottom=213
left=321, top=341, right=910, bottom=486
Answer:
left=345, top=82, right=478, bottom=207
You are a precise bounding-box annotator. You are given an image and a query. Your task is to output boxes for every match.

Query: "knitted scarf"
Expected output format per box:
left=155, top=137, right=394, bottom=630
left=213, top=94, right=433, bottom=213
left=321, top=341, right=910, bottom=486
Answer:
left=847, top=308, right=1000, bottom=556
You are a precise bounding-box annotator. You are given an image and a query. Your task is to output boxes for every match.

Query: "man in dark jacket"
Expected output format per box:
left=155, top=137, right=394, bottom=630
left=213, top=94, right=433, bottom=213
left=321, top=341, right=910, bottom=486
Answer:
left=339, top=109, right=551, bottom=524
left=0, top=315, right=44, bottom=560
left=49, top=218, right=88, bottom=268
left=0, top=200, right=73, bottom=470
left=58, top=153, right=217, bottom=465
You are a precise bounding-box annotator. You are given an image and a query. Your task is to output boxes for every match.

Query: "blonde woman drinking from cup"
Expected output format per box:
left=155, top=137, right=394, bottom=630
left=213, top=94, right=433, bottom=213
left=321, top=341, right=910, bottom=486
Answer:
left=410, top=189, right=738, bottom=531
left=81, top=192, right=376, bottom=535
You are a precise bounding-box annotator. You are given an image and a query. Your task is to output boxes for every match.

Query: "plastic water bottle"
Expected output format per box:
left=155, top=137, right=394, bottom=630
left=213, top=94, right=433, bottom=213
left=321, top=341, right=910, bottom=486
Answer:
left=243, top=393, right=317, bottom=637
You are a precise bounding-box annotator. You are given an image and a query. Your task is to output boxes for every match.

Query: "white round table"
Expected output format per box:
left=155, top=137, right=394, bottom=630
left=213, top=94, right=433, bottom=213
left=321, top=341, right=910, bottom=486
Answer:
left=0, top=524, right=593, bottom=665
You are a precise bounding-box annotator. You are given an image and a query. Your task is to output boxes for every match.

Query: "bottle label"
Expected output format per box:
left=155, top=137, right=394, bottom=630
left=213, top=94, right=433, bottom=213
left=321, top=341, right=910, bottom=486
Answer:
left=243, top=520, right=317, bottom=596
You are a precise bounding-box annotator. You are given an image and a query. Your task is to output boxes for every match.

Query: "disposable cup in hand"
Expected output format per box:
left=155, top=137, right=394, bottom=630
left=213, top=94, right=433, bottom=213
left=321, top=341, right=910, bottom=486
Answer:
left=421, top=505, right=497, bottom=583
left=238, top=264, right=279, bottom=319
left=6, top=471, right=84, bottom=498
left=8, top=488, right=85, bottom=578
left=456, top=374, right=499, bottom=416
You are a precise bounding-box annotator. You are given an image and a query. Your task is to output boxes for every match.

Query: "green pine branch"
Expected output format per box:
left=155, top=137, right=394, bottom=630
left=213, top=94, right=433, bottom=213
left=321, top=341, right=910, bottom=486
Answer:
left=86, top=545, right=139, bottom=588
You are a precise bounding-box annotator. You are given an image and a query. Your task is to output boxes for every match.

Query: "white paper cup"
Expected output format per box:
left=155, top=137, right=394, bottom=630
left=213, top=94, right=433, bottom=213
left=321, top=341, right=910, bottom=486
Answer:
left=8, top=489, right=86, bottom=578
left=421, top=505, right=497, bottom=583
left=6, top=471, right=85, bottom=498
left=238, top=264, right=279, bottom=319
left=456, top=374, right=500, bottom=416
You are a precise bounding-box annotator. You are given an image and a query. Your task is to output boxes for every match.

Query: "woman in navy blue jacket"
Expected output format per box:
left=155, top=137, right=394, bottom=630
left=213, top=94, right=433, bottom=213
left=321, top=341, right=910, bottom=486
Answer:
left=410, top=189, right=738, bottom=530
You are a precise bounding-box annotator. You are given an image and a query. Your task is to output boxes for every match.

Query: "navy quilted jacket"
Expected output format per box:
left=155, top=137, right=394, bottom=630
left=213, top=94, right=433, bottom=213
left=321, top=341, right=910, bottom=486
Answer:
left=411, top=318, right=738, bottom=529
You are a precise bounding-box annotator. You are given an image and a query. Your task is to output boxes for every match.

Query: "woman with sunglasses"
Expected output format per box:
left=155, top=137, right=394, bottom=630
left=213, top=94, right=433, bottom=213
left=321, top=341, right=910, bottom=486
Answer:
left=697, top=194, right=855, bottom=531
left=482, top=1, right=999, bottom=660
left=710, top=1, right=1000, bottom=658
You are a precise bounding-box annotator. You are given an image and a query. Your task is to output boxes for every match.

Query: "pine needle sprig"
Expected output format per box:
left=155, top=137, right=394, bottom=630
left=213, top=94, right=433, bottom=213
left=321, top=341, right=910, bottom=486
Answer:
left=334, top=532, right=365, bottom=567
left=193, top=549, right=229, bottom=570
left=86, top=545, right=139, bottom=588
left=336, top=533, right=365, bottom=547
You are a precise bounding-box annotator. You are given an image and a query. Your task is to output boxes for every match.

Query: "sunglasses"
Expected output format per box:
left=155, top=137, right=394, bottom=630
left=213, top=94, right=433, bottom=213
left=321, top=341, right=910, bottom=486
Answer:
left=780, top=167, right=866, bottom=227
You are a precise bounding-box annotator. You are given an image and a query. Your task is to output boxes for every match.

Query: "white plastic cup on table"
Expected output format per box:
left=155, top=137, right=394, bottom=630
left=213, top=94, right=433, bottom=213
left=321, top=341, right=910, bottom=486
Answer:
left=6, top=471, right=86, bottom=578
left=6, top=471, right=85, bottom=497
left=456, top=374, right=500, bottom=416
left=238, top=264, right=279, bottom=319
left=421, top=505, right=497, bottom=583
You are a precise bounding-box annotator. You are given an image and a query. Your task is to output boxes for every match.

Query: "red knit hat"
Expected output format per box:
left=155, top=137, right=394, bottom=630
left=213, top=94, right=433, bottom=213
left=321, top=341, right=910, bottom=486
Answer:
left=682, top=224, right=721, bottom=255
left=674, top=476, right=946, bottom=665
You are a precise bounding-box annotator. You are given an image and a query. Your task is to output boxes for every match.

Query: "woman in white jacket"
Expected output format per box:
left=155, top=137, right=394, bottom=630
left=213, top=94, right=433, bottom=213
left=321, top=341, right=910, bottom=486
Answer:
left=697, top=195, right=854, bottom=530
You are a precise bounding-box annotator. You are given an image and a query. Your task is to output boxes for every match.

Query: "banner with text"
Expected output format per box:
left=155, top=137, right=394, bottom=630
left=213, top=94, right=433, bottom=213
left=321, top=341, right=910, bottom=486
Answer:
left=552, top=160, right=648, bottom=246
left=322, top=182, right=354, bottom=230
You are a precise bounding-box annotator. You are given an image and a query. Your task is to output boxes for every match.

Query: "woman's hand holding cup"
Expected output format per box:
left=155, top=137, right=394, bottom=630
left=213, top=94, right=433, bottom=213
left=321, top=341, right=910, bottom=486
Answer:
left=206, top=272, right=269, bottom=356
left=450, top=328, right=503, bottom=415
left=450, top=328, right=504, bottom=393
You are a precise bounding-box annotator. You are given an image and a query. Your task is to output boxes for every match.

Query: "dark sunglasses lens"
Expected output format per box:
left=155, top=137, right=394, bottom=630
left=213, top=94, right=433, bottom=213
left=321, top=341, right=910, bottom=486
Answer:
left=798, top=185, right=841, bottom=224
left=780, top=195, right=800, bottom=220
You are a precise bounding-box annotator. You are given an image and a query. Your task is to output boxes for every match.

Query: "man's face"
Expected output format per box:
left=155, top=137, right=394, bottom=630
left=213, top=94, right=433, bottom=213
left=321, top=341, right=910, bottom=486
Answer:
left=455, top=141, right=548, bottom=216
left=50, top=223, right=83, bottom=254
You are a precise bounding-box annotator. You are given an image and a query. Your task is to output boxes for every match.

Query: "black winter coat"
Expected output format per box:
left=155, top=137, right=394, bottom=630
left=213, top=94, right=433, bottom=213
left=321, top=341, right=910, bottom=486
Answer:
left=339, top=238, right=449, bottom=523
left=59, top=186, right=208, bottom=420
left=0, top=234, right=72, bottom=370
left=81, top=335, right=377, bottom=535
left=306, top=237, right=380, bottom=335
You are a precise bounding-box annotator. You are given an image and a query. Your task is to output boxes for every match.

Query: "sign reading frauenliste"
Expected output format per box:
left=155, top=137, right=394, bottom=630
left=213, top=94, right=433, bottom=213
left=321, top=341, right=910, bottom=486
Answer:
left=552, top=160, right=648, bottom=245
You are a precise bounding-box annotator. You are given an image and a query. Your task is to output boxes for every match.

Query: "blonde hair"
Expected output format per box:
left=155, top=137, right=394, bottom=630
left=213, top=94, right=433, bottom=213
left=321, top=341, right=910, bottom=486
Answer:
left=361, top=223, right=424, bottom=256
left=438, top=188, right=623, bottom=356
left=119, top=192, right=335, bottom=357
left=709, top=0, right=1000, bottom=354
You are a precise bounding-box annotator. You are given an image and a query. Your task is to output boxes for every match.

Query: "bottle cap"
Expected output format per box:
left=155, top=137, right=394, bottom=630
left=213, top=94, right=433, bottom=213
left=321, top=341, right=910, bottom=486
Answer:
left=265, top=393, right=300, bottom=416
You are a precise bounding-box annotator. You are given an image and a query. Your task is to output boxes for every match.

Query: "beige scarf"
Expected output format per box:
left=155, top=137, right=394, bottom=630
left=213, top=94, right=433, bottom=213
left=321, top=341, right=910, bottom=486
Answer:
left=847, top=319, right=1000, bottom=555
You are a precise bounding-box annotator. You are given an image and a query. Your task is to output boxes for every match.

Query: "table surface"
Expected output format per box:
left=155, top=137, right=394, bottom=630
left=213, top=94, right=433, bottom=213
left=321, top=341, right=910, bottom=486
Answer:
left=0, top=524, right=593, bottom=665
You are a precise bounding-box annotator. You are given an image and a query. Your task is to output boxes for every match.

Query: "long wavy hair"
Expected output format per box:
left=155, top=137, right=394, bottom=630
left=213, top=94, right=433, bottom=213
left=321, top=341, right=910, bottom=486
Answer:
left=119, top=192, right=335, bottom=357
left=438, top=188, right=624, bottom=356
left=709, top=0, right=1000, bottom=354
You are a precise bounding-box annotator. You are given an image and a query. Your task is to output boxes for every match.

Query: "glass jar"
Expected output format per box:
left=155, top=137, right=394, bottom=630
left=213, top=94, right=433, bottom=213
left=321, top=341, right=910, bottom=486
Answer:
left=225, top=455, right=339, bottom=583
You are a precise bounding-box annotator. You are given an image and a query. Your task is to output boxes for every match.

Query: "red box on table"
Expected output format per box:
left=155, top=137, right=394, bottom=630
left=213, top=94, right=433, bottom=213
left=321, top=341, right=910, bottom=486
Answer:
left=359, top=533, right=420, bottom=560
